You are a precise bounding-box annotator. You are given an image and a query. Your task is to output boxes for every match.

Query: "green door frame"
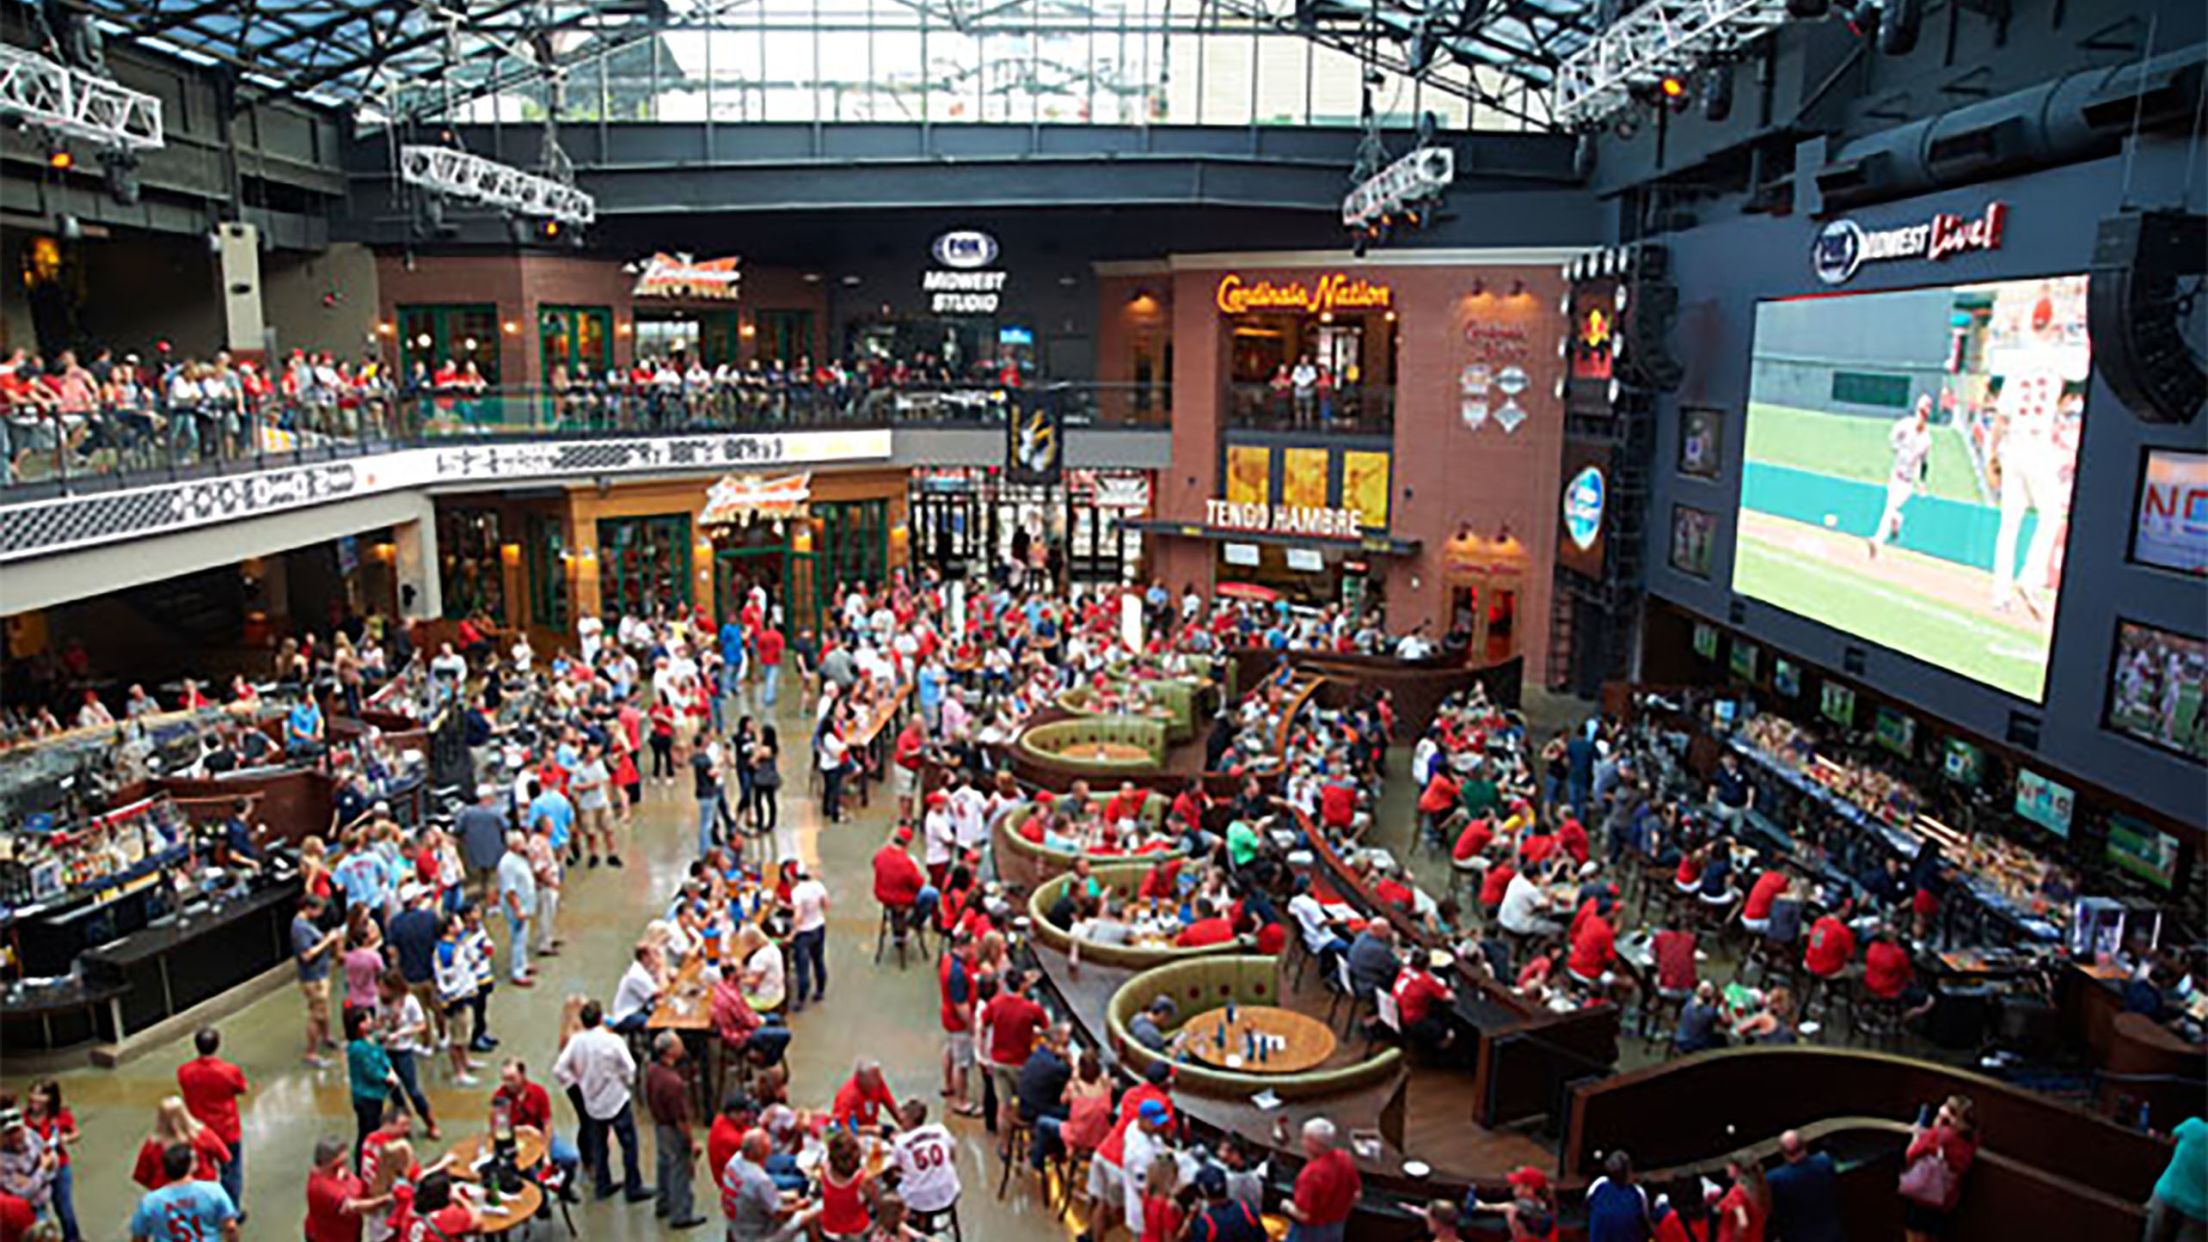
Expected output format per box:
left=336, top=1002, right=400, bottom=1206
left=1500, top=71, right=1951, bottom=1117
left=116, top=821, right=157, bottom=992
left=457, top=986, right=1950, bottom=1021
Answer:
left=597, top=515, right=692, bottom=616
left=815, top=499, right=888, bottom=604
left=539, top=305, right=614, bottom=381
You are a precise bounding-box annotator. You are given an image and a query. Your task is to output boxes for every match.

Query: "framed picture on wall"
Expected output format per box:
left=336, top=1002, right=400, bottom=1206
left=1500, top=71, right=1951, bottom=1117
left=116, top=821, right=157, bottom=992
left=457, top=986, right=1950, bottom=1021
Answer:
left=2104, top=618, right=2207, bottom=765
left=1679, top=406, right=1725, bottom=479
left=1670, top=505, right=1716, bottom=579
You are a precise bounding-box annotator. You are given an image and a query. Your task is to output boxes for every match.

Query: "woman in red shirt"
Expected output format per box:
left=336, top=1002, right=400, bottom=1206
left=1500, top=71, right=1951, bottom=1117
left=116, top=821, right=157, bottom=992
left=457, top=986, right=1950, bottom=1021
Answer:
left=1713, top=1150, right=1769, bottom=1242
left=130, top=1097, right=230, bottom=1189
left=1902, top=1095, right=1978, bottom=1241
left=24, top=1080, right=76, bottom=1242
left=815, top=1129, right=872, bottom=1239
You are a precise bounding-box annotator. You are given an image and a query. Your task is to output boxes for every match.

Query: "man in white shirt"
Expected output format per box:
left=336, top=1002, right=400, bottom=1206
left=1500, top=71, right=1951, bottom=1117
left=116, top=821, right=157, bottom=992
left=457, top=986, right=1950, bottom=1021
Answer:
left=1120, top=1100, right=1177, bottom=1235
left=788, top=867, right=830, bottom=1011
left=948, top=781, right=990, bottom=857
left=609, top=943, right=662, bottom=1032
left=1497, top=868, right=1562, bottom=938
left=577, top=614, right=604, bottom=665
left=922, top=792, right=956, bottom=887
left=551, top=1000, right=652, bottom=1202
left=888, top=1100, right=961, bottom=1220
left=496, top=833, right=537, bottom=985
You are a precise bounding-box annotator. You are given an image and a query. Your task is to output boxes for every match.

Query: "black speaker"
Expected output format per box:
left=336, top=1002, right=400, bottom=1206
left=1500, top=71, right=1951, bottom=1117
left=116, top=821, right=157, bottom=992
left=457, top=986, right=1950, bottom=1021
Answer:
left=1880, top=0, right=1922, bottom=55
left=1617, top=247, right=1682, bottom=392
left=2089, top=210, right=2206, bottom=425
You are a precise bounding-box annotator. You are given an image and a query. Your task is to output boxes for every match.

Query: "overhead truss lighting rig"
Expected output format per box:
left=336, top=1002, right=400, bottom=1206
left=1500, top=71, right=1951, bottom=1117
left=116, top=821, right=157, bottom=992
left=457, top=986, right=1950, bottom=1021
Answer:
left=398, top=143, right=595, bottom=226
left=0, top=41, right=163, bottom=151
left=1551, top=0, right=1797, bottom=130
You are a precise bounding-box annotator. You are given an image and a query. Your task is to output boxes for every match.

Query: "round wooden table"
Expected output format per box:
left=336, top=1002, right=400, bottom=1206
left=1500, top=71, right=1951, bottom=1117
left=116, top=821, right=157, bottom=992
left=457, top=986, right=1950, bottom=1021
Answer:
left=1060, top=741, right=1153, bottom=764
left=447, top=1126, right=548, bottom=1179
left=1174, top=1005, right=1338, bottom=1074
left=459, top=1178, right=545, bottom=1235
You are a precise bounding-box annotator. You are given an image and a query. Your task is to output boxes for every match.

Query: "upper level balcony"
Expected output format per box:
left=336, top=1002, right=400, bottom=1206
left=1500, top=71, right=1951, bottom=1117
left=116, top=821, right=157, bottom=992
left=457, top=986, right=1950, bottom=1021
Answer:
left=0, top=377, right=1170, bottom=498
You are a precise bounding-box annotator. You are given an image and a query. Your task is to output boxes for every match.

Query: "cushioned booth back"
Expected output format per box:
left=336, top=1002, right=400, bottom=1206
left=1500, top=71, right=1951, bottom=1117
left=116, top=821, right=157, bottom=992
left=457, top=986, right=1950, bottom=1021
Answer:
left=1027, top=863, right=1253, bottom=969
left=1016, top=715, right=1170, bottom=771
left=1104, top=955, right=1404, bottom=1101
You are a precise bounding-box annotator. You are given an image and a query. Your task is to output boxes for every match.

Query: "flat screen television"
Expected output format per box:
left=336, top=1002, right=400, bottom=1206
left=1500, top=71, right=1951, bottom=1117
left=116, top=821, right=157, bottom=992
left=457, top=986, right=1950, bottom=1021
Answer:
left=1733, top=275, right=2092, bottom=702
left=1820, top=681, right=1856, bottom=729
left=1730, top=640, right=1760, bottom=683
left=2106, top=814, right=2180, bottom=890
left=2105, top=619, right=2206, bottom=765
left=1773, top=658, right=1801, bottom=697
left=1693, top=622, right=1720, bottom=660
left=2131, top=448, right=2207, bottom=576
left=1941, top=737, right=1984, bottom=787
left=2014, top=768, right=2074, bottom=838
left=1874, top=706, right=1916, bottom=758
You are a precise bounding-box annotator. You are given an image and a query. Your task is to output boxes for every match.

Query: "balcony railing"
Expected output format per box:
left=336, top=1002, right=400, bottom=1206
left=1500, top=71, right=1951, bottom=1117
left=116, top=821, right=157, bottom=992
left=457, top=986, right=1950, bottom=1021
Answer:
left=1224, top=381, right=1394, bottom=435
left=0, top=379, right=1171, bottom=494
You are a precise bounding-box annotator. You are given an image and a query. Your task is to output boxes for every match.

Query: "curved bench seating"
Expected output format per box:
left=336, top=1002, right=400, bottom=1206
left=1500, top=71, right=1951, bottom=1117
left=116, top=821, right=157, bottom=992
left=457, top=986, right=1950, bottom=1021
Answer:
left=991, top=798, right=1174, bottom=880
left=1016, top=714, right=1169, bottom=771
left=1104, top=955, right=1403, bottom=1102
left=1025, top=862, right=1253, bottom=970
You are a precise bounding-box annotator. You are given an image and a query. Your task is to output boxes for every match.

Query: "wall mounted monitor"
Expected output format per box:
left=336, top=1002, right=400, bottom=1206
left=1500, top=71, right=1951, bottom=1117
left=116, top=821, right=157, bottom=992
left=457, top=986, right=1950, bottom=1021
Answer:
left=2105, top=619, right=2207, bottom=765
left=1773, top=657, right=1801, bottom=697
left=1874, top=705, right=1916, bottom=758
left=2014, top=767, right=2075, bottom=838
left=1733, top=275, right=2092, bottom=702
left=2131, top=449, right=2207, bottom=576
left=2106, top=814, right=2180, bottom=890
left=1820, top=681, right=1856, bottom=729
left=1941, top=736, right=1984, bottom=787
left=1730, top=640, right=1760, bottom=683
left=1693, top=622, right=1720, bottom=660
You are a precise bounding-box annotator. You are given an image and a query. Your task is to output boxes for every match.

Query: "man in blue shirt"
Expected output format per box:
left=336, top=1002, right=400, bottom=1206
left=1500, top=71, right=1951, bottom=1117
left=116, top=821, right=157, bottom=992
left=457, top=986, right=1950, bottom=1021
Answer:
left=1583, top=1150, right=1652, bottom=1241
left=917, top=659, right=945, bottom=732
left=527, top=782, right=576, bottom=858
left=331, top=843, right=393, bottom=926
left=1765, top=1130, right=1845, bottom=1242
left=130, top=1143, right=240, bottom=1240
left=285, top=695, right=324, bottom=757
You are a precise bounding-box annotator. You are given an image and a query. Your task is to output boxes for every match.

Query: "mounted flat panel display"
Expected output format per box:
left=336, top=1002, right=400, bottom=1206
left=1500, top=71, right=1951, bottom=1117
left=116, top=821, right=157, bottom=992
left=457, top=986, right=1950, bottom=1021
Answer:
left=1733, top=275, right=2091, bottom=703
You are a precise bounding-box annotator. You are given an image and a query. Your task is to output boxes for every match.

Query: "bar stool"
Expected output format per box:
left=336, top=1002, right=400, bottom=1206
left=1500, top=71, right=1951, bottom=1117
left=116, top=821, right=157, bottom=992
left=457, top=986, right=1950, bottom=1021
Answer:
left=874, top=904, right=911, bottom=969
left=1851, top=980, right=1907, bottom=1047
left=996, top=1111, right=1035, bottom=1200
left=909, top=1194, right=966, bottom=1241
left=1642, top=987, right=1692, bottom=1047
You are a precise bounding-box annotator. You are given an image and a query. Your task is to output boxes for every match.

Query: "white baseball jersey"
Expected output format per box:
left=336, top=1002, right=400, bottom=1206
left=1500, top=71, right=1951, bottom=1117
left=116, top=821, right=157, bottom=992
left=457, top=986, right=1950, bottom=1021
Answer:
left=891, top=1123, right=961, bottom=1213
left=1888, top=417, right=1933, bottom=482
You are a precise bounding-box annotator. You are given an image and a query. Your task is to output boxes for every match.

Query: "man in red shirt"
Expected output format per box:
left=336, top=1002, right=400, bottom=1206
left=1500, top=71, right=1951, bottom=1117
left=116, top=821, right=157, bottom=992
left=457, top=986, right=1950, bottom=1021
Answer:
left=1741, top=865, right=1789, bottom=932
left=1451, top=813, right=1494, bottom=865
left=1802, top=909, right=1857, bottom=979
left=493, top=1058, right=581, bottom=1192
left=1091, top=1063, right=1176, bottom=1241
left=1391, top=953, right=1458, bottom=1055
left=1417, top=769, right=1463, bottom=850
left=1102, top=781, right=1147, bottom=826
left=176, top=1027, right=249, bottom=1211
left=891, top=717, right=927, bottom=819
left=872, top=824, right=932, bottom=951
left=1284, top=1117, right=1361, bottom=1239
left=1318, top=779, right=1358, bottom=838
left=981, top=969, right=1048, bottom=1126
left=755, top=624, right=785, bottom=707
left=304, top=1135, right=374, bottom=1242
left=1567, top=895, right=1619, bottom=988
left=1174, top=902, right=1238, bottom=948
left=831, top=1059, right=900, bottom=1131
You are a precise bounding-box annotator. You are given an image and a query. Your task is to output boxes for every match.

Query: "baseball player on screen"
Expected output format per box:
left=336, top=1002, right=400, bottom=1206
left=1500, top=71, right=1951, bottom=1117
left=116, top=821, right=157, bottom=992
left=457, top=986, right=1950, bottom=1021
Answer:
left=1985, top=287, right=2078, bottom=616
left=1868, top=394, right=1935, bottom=559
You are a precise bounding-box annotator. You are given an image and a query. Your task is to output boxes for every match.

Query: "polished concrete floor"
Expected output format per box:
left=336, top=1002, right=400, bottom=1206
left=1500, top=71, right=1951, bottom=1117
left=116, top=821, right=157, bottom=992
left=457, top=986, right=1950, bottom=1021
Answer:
left=38, top=689, right=1080, bottom=1241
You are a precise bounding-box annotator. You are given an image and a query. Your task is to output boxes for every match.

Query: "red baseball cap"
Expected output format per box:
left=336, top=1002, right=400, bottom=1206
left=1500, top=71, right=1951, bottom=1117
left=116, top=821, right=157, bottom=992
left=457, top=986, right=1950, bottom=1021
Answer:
left=1506, top=1166, right=1549, bottom=1192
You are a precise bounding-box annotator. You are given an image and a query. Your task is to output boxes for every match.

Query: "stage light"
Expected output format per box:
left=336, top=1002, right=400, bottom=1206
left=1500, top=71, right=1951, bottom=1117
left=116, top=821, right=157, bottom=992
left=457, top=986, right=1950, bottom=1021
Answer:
left=1659, top=75, right=1687, bottom=101
left=45, top=145, right=72, bottom=170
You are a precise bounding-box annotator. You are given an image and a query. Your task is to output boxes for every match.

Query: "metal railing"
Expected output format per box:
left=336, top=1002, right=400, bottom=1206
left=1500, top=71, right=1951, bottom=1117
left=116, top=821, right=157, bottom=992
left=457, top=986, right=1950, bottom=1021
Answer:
left=1, top=379, right=1172, bottom=494
left=1224, top=381, right=1394, bottom=434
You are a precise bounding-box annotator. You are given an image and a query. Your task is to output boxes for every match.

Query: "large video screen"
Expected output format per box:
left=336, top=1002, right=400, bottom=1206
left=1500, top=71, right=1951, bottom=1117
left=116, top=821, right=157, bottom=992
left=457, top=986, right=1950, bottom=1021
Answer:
left=1733, top=275, right=2091, bottom=702
left=2106, top=619, right=2207, bottom=764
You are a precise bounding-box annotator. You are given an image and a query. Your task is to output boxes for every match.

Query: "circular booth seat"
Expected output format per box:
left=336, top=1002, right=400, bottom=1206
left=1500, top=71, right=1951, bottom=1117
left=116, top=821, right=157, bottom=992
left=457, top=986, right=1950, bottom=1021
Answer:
left=1025, top=861, right=1253, bottom=971
left=991, top=797, right=1173, bottom=879
left=1015, top=714, right=1170, bottom=771
left=1105, top=955, right=1403, bottom=1101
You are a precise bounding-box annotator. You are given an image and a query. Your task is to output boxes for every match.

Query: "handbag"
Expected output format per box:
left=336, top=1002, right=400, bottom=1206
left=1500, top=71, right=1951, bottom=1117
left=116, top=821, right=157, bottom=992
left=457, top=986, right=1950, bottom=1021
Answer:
left=1897, top=1146, right=1953, bottom=1208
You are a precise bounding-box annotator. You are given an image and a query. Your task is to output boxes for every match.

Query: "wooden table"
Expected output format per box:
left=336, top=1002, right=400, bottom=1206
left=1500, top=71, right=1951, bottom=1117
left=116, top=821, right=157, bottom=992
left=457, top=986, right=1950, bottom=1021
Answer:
left=1060, top=741, right=1154, bottom=764
left=1174, top=1005, right=1338, bottom=1074
left=454, top=1177, right=545, bottom=1234
left=448, top=1125, right=548, bottom=1178
left=649, top=956, right=713, bottom=1032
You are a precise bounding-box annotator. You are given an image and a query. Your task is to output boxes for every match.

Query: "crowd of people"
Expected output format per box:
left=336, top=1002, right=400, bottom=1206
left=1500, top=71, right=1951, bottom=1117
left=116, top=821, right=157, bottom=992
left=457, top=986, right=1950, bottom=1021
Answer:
left=9, top=549, right=2190, bottom=1242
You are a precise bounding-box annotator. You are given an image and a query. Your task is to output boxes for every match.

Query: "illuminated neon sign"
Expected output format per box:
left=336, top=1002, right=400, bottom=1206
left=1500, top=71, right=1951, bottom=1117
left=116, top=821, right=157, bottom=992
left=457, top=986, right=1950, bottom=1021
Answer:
left=1215, top=273, right=1393, bottom=316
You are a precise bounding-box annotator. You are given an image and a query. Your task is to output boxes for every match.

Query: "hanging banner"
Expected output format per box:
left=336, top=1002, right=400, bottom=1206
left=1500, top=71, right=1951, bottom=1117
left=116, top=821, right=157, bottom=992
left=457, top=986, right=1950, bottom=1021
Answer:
left=632, top=253, right=743, bottom=300
left=1005, top=394, right=1062, bottom=486
left=699, top=472, right=813, bottom=527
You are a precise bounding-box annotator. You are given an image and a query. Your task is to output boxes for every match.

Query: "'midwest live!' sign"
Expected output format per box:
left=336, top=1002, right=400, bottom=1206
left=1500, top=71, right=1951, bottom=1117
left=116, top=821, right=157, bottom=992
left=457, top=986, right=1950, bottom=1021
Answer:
left=1813, top=201, right=2008, bottom=285
left=1206, top=499, right=1365, bottom=538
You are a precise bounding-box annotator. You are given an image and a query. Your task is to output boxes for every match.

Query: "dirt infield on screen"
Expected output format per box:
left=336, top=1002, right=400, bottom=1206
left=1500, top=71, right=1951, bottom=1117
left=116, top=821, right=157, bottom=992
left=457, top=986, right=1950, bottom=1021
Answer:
left=1733, top=510, right=2053, bottom=701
